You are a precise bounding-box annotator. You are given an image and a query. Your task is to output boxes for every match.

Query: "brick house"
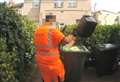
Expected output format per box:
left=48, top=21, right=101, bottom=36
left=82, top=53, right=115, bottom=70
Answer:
left=20, top=0, right=91, bottom=25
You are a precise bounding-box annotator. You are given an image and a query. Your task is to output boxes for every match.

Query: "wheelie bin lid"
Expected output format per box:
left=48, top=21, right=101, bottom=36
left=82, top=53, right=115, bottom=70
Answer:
left=73, top=15, right=97, bottom=37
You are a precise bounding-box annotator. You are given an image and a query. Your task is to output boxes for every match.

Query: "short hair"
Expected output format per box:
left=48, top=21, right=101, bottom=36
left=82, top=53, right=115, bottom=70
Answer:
left=45, top=15, right=56, bottom=22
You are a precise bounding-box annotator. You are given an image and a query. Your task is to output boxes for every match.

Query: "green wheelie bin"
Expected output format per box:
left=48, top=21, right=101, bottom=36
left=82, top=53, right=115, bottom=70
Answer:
left=60, top=46, right=90, bottom=82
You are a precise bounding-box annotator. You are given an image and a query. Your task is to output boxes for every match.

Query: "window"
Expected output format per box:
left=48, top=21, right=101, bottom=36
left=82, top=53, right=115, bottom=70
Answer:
left=25, top=0, right=32, bottom=3
left=68, top=0, right=77, bottom=8
left=32, top=0, right=40, bottom=8
left=54, top=0, right=63, bottom=8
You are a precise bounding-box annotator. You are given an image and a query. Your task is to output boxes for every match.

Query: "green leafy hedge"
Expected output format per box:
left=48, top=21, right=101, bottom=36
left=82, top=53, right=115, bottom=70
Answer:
left=64, top=24, right=120, bottom=48
left=62, top=24, right=77, bottom=35
left=0, top=4, right=36, bottom=82
left=86, top=24, right=120, bottom=47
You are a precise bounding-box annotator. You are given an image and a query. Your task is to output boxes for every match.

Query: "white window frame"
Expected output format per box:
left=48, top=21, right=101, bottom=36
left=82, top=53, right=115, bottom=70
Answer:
left=68, top=0, right=77, bottom=8
left=54, top=0, right=63, bottom=8
left=32, top=0, right=39, bottom=8
left=25, top=0, right=32, bottom=3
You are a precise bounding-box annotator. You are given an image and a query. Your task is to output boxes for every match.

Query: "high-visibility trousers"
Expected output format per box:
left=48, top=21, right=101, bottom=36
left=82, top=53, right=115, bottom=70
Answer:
left=35, top=54, right=65, bottom=82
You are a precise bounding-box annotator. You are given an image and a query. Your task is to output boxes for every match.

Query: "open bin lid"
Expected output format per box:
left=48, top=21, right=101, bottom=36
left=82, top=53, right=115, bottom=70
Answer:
left=73, top=15, right=97, bottom=37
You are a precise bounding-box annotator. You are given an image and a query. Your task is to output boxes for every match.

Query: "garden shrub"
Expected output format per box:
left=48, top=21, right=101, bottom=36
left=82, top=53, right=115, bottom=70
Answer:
left=64, top=24, right=120, bottom=48
left=62, top=24, right=77, bottom=35
left=0, top=4, right=36, bottom=82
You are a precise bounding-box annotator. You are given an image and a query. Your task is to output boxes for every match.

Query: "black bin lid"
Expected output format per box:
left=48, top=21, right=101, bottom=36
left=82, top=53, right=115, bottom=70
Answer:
left=73, top=15, right=97, bottom=37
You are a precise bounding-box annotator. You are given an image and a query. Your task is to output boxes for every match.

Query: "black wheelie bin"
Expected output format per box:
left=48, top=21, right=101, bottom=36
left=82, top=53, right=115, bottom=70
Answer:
left=94, top=44, right=119, bottom=76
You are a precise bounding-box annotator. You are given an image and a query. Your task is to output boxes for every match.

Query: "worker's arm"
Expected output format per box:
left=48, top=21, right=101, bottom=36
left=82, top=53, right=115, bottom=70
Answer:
left=51, top=28, right=76, bottom=46
left=61, top=34, right=76, bottom=47
left=63, top=34, right=75, bottom=43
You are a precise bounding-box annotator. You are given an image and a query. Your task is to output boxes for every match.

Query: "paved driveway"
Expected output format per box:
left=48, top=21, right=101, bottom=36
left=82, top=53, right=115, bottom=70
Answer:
left=32, top=67, right=120, bottom=82
left=81, top=67, right=120, bottom=82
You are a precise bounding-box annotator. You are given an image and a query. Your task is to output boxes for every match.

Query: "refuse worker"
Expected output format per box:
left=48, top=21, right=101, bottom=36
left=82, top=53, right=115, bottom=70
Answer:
left=34, top=15, right=75, bottom=82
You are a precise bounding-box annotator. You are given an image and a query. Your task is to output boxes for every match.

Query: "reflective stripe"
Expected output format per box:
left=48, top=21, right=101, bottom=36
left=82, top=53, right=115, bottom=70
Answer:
left=35, top=45, right=57, bottom=48
left=36, top=52, right=59, bottom=56
left=48, top=28, right=52, bottom=48
left=35, top=28, right=57, bottom=49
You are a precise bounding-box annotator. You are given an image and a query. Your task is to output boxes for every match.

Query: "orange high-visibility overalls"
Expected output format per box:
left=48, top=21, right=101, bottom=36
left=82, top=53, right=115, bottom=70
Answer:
left=34, top=24, right=65, bottom=82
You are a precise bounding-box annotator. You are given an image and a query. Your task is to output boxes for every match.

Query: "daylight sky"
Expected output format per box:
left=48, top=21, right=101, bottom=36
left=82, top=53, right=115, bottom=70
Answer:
left=91, top=0, right=120, bottom=12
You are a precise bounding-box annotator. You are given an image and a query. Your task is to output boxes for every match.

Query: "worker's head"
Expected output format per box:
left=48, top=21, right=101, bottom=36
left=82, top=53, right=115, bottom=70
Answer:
left=45, top=15, right=56, bottom=25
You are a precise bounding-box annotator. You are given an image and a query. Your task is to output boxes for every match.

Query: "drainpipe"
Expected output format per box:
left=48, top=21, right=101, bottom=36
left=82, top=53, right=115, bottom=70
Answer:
left=93, top=3, right=98, bottom=21
left=38, top=0, right=41, bottom=24
left=94, top=3, right=97, bottom=12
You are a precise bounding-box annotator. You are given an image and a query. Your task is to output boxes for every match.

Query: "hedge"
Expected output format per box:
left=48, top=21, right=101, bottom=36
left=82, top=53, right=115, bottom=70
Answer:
left=64, top=24, right=120, bottom=48
left=0, top=4, right=36, bottom=82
